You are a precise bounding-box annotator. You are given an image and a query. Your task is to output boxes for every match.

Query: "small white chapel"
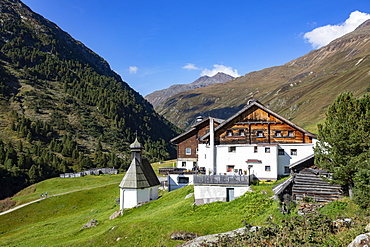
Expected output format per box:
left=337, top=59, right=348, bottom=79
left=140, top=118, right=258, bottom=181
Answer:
left=119, top=138, right=160, bottom=209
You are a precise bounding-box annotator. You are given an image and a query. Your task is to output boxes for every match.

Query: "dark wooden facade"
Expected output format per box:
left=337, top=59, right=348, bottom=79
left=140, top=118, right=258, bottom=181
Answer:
left=171, top=118, right=223, bottom=160
left=201, top=103, right=316, bottom=145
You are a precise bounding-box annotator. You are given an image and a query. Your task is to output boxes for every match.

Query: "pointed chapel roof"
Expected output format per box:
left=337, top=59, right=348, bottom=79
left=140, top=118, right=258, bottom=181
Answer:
left=119, top=138, right=160, bottom=189
left=200, top=100, right=317, bottom=141
left=119, top=157, right=150, bottom=188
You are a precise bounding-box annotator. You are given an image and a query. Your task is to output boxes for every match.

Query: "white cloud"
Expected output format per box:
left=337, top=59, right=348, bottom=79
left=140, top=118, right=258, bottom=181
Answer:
left=304, top=11, right=370, bottom=49
left=200, top=64, right=240, bottom=77
left=182, top=63, right=201, bottom=70
left=129, top=66, right=139, bottom=74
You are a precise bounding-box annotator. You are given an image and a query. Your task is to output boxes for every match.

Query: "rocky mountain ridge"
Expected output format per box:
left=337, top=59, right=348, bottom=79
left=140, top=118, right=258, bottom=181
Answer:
left=145, top=72, right=234, bottom=109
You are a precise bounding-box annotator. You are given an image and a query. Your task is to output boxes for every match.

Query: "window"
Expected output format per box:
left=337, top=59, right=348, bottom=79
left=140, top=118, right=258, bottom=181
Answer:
left=196, top=148, right=199, bottom=154
left=254, top=146, right=258, bottom=153
left=265, top=166, right=271, bottom=172
left=291, top=149, right=297, bottom=155
left=265, top=147, right=270, bottom=153
left=226, top=130, right=233, bottom=137
left=185, top=148, right=191, bottom=155
left=228, top=146, right=236, bottom=153
left=256, top=131, right=264, bottom=137
left=275, top=131, right=282, bottom=137
left=182, top=162, right=186, bottom=167
left=288, top=131, right=294, bottom=137
left=239, top=130, right=245, bottom=136
left=284, top=166, right=290, bottom=173
left=178, top=177, right=189, bottom=184
left=227, top=165, right=235, bottom=172
left=278, top=149, right=285, bottom=155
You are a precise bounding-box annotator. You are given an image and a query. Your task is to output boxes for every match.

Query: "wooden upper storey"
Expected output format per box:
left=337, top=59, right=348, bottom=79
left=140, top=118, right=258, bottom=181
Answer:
left=201, top=101, right=316, bottom=145
left=171, top=118, right=223, bottom=158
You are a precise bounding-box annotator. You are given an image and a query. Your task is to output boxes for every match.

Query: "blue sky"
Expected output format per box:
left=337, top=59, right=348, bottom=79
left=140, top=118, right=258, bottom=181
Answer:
left=22, top=0, right=370, bottom=96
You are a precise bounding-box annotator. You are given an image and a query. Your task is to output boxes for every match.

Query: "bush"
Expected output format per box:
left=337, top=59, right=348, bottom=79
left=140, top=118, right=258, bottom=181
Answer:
left=0, top=197, right=16, bottom=212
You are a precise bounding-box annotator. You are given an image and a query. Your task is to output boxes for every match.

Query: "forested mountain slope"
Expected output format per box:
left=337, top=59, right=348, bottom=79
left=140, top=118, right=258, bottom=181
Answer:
left=158, top=20, right=370, bottom=130
left=0, top=0, right=179, bottom=199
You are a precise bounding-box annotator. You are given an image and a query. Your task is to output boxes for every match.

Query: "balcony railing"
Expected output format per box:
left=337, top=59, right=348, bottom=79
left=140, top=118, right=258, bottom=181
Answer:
left=193, top=174, right=250, bottom=185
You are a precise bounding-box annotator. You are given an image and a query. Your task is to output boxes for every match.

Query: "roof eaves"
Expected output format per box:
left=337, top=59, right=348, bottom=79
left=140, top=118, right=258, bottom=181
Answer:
left=289, top=154, right=315, bottom=169
left=170, top=127, right=196, bottom=144
left=272, top=176, right=293, bottom=195
left=171, top=117, right=225, bottom=144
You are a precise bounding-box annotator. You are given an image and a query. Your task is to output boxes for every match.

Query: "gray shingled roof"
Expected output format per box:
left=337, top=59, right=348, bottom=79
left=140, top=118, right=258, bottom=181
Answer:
left=119, top=158, right=151, bottom=189
left=119, top=138, right=160, bottom=189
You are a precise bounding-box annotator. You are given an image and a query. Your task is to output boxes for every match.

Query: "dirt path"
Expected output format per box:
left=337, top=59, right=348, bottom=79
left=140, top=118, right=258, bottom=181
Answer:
left=0, top=182, right=118, bottom=216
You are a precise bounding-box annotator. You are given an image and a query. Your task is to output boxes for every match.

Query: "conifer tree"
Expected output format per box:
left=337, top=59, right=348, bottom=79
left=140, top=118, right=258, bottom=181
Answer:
left=315, top=92, right=370, bottom=208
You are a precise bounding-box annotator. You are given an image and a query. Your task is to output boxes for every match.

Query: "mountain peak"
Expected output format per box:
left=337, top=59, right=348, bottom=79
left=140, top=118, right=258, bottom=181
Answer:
left=145, top=72, right=234, bottom=109
left=156, top=22, right=370, bottom=130
left=355, top=19, right=370, bottom=30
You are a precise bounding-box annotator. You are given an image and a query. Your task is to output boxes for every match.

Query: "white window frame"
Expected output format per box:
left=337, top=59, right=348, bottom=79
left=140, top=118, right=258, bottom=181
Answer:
left=256, top=131, right=264, bottom=138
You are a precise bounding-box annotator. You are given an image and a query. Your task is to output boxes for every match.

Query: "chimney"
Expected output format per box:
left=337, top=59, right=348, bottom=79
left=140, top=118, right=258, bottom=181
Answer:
left=247, top=99, right=257, bottom=105
left=196, top=116, right=203, bottom=122
left=210, top=118, right=216, bottom=175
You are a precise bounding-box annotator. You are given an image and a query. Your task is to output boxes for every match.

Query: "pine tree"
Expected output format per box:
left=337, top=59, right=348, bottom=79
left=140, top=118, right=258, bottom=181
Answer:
left=28, top=165, right=38, bottom=184
left=315, top=92, right=370, bottom=208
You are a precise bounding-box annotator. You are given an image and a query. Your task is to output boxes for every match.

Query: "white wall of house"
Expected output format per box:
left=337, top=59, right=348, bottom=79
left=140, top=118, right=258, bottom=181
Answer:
left=176, top=158, right=197, bottom=170
left=194, top=185, right=251, bottom=205
left=168, top=174, right=194, bottom=192
left=197, top=143, right=213, bottom=174
left=277, top=143, right=316, bottom=176
left=197, top=141, right=316, bottom=181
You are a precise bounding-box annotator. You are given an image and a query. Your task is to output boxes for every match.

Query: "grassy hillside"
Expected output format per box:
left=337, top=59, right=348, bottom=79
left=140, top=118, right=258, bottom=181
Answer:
left=0, top=173, right=367, bottom=246
left=0, top=174, right=279, bottom=247
left=156, top=21, right=370, bottom=131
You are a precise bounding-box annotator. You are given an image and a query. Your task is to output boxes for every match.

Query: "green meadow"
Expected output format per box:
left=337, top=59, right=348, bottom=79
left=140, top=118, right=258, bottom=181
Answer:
left=0, top=173, right=279, bottom=247
left=0, top=173, right=365, bottom=247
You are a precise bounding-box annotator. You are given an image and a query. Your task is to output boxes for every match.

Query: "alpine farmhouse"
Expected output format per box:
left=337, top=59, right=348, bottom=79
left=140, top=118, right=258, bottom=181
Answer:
left=170, top=100, right=317, bottom=204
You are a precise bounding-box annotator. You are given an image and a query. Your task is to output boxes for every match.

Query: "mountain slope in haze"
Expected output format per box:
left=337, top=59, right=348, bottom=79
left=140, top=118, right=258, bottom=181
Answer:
left=0, top=0, right=179, bottom=198
left=157, top=20, right=370, bottom=130
left=145, top=72, right=234, bottom=109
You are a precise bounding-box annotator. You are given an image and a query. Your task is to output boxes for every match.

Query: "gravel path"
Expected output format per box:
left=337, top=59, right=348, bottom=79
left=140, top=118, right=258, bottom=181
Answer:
left=0, top=182, right=119, bottom=216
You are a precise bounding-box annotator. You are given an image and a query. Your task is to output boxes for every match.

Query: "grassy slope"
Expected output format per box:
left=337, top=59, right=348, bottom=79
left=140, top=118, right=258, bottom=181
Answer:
left=0, top=173, right=365, bottom=247
left=150, top=159, right=176, bottom=176
left=0, top=174, right=280, bottom=247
